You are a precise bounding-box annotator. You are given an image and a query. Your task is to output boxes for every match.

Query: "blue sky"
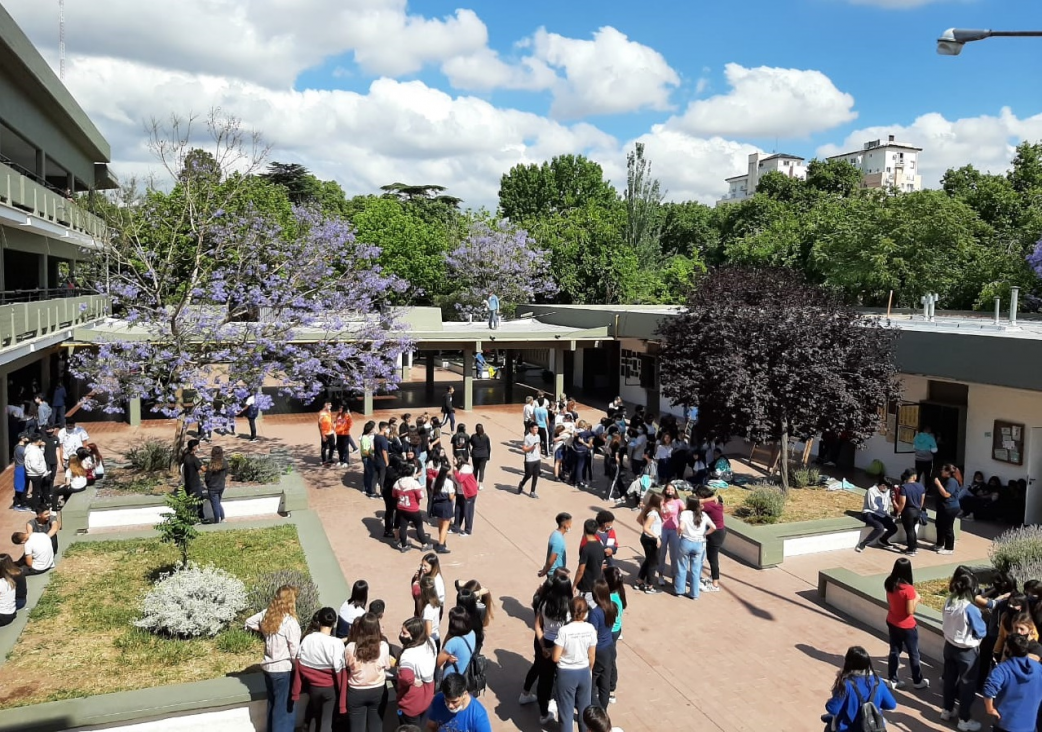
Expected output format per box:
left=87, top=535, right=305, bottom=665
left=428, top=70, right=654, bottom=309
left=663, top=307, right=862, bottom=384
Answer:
left=6, top=0, right=1042, bottom=206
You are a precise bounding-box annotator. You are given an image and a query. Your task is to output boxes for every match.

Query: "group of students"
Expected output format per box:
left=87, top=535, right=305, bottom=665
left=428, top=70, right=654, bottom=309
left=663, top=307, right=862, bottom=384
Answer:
left=825, top=561, right=1042, bottom=732
left=11, top=418, right=97, bottom=513
left=0, top=506, right=61, bottom=627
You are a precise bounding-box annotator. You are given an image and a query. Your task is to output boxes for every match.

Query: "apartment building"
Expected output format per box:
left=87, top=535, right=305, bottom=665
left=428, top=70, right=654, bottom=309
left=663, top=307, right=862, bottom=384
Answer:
left=827, top=134, right=923, bottom=193
left=717, top=152, right=807, bottom=205
left=0, top=4, right=113, bottom=464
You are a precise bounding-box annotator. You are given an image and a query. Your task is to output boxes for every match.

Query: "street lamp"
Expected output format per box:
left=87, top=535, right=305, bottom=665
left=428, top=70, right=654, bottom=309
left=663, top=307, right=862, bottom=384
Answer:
left=937, top=28, right=1042, bottom=56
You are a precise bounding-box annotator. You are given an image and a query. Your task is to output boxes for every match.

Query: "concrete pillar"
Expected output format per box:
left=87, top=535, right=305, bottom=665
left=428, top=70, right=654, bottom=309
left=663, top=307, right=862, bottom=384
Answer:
left=406, top=350, right=414, bottom=368
left=40, top=352, right=52, bottom=397
left=425, top=353, right=436, bottom=398
left=36, top=149, right=46, bottom=182
left=397, top=352, right=407, bottom=382
left=504, top=349, right=515, bottom=400
left=552, top=347, right=565, bottom=400
left=0, top=374, right=8, bottom=469
left=462, top=349, right=474, bottom=411
left=127, top=397, right=141, bottom=426
left=363, top=387, right=374, bottom=416
left=39, top=253, right=48, bottom=292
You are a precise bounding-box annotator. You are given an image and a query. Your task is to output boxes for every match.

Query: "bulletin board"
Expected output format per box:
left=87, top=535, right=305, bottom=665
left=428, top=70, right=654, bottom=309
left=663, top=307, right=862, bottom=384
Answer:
left=992, top=420, right=1024, bottom=465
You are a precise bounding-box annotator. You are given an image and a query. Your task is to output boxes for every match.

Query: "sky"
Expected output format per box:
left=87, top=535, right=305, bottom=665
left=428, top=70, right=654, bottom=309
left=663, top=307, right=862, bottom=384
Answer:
left=6, top=0, right=1042, bottom=208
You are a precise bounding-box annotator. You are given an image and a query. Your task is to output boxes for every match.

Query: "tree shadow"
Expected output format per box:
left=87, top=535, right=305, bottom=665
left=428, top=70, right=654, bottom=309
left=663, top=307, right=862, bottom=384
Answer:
left=146, top=562, right=179, bottom=583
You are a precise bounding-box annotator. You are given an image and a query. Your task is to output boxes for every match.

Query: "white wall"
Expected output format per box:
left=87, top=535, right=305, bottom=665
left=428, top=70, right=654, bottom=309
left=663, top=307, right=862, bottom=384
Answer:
left=854, top=375, right=929, bottom=478
left=618, top=338, right=649, bottom=408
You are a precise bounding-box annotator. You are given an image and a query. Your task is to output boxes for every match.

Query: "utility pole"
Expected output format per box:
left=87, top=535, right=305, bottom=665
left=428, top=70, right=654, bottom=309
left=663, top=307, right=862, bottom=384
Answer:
left=59, top=0, right=66, bottom=80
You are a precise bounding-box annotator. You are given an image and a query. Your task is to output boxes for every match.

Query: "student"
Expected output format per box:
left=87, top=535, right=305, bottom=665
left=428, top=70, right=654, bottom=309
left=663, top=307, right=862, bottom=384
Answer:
left=344, top=613, right=391, bottom=732
left=291, top=607, right=348, bottom=732
left=441, top=386, right=456, bottom=432
left=588, top=580, right=617, bottom=710
left=204, top=445, right=227, bottom=524
left=427, top=672, right=493, bottom=732
left=428, top=460, right=455, bottom=554
left=856, top=477, right=898, bottom=552
left=468, top=424, right=491, bottom=490
left=912, top=426, right=938, bottom=484
left=696, top=485, right=726, bottom=592
left=534, top=397, right=550, bottom=455
left=396, top=617, right=437, bottom=728
left=995, top=610, right=1039, bottom=664
left=554, top=596, right=597, bottom=732
left=518, top=423, right=542, bottom=498
left=337, top=580, right=370, bottom=639
left=12, top=432, right=29, bottom=511
left=394, top=465, right=432, bottom=553
left=604, top=567, right=626, bottom=704
left=574, top=519, right=605, bottom=601
left=822, top=646, right=897, bottom=732
left=359, top=421, right=377, bottom=497
left=883, top=558, right=929, bottom=690
left=417, top=577, right=443, bottom=650
left=521, top=571, right=572, bottom=721
left=437, top=606, right=477, bottom=680
left=244, top=585, right=302, bottom=732
left=539, top=513, right=571, bottom=578
left=635, top=493, right=663, bottom=594
left=657, top=482, right=685, bottom=584
left=451, top=462, right=479, bottom=537
left=942, top=571, right=987, bottom=730
left=453, top=580, right=494, bottom=655
left=579, top=511, right=618, bottom=568
left=412, top=553, right=447, bottom=610
left=582, top=706, right=624, bottom=732
left=181, top=439, right=205, bottom=520
left=675, top=496, right=716, bottom=600
left=0, top=555, right=22, bottom=627
left=334, top=406, right=354, bottom=467
left=11, top=530, right=54, bottom=575
left=451, top=424, right=470, bottom=465
left=984, top=633, right=1042, bottom=732
left=374, top=422, right=391, bottom=510
left=318, top=402, right=336, bottom=466
left=934, top=464, right=963, bottom=555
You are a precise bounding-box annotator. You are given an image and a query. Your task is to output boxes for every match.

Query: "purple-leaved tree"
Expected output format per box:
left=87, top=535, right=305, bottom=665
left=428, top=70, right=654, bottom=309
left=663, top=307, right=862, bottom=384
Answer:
left=445, top=218, right=557, bottom=319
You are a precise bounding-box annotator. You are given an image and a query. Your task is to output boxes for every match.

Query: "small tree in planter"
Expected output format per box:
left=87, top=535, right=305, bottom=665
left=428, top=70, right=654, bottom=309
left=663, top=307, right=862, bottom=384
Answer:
left=157, top=490, right=202, bottom=566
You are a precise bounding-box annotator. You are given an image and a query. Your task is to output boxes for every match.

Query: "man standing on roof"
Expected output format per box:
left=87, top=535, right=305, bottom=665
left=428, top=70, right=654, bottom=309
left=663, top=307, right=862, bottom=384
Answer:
left=486, top=292, right=500, bottom=330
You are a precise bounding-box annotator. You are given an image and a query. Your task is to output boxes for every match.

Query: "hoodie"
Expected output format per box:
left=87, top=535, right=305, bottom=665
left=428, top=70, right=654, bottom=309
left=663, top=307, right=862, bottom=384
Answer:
left=824, top=674, right=896, bottom=732
left=983, top=656, right=1042, bottom=732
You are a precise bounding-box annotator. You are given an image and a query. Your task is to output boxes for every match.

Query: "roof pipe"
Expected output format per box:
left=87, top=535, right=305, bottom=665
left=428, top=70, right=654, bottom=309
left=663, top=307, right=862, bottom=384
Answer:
left=1010, top=286, right=1020, bottom=327
left=994, top=296, right=1001, bottom=326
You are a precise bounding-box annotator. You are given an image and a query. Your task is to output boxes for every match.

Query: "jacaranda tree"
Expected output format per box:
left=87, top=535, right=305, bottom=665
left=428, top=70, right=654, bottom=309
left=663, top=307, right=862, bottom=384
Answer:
left=657, top=267, right=900, bottom=490
left=444, top=217, right=557, bottom=319
left=74, top=112, right=409, bottom=459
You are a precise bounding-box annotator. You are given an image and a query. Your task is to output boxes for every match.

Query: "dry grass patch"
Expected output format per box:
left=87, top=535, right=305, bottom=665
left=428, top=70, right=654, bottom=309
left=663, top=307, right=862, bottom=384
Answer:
left=721, top=485, right=864, bottom=524
left=0, top=525, right=308, bottom=709
left=915, top=578, right=951, bottom=614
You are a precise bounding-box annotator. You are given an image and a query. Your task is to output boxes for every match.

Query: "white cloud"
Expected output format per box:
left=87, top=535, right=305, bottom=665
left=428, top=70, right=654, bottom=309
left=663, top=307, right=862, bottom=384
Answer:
left=532, top=27, right=681, bottom=118
left=669, top=63, right=857, bottom=138
left=441, top=49, right=557, bottom=92
left=816, top=107, right=1042, bottom=188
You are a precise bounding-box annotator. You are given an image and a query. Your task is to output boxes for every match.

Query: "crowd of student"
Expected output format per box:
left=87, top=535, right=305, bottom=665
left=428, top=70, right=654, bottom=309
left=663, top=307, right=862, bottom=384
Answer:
left=824, top=562, right=1042, bottom=732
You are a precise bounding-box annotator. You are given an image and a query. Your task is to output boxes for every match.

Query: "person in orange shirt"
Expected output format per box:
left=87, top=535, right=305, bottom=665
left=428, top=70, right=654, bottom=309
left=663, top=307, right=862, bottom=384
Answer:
left=334, top=407, right=356, bottom=467
left=318, top=402, right=336, bottom=466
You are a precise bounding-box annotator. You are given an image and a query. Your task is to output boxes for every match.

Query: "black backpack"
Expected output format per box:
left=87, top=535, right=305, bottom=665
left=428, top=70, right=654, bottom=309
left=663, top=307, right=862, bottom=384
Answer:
left=850, top=677, right=886, bottom=732
left=453, top=636, right=488, bottom=697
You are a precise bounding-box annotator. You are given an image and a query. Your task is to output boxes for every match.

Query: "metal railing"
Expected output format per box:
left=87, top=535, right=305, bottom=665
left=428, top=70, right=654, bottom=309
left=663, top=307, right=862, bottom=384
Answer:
left=0, top=287, right=93, bottom=304
left=0, top=294, right=110, bottom=349
left=0, top=159, right=107, bottom=239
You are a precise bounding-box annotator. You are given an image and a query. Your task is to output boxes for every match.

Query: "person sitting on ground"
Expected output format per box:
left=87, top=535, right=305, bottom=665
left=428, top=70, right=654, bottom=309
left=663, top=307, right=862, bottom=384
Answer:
left=0, top=553, right=27, bottom=611
left=0, top=553, right=25, bottom=627
left=27, top=505, right=60, bottom=557
left=11, top=530, right=54, bottom=575
left=960, top=471, right=1000, bottom=521
left=708, top=448, right=732, bottom=483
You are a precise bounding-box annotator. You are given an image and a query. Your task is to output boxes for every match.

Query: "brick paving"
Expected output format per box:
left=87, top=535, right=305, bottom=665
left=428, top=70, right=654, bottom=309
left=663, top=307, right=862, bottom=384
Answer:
left=0, top=402, right=1000, bottom=731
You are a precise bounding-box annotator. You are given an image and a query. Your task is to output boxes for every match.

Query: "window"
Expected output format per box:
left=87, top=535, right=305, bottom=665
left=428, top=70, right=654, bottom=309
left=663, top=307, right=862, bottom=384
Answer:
left=909, top=161, right=915, bottom=169
left=886, top=167, right=891, bottom=173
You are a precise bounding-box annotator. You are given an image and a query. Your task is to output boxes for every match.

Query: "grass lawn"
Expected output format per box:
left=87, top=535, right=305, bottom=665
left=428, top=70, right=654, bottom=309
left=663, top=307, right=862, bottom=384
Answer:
left=0, top=525, right=309, bottom=709
left=721, top=485, right=864, bottom=524
left=915, top=578, right=951, bottom=613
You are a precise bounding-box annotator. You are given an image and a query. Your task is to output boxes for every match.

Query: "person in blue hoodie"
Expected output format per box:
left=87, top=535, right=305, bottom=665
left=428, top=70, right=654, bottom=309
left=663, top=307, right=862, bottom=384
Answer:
left=984, top=633, right=1042, bottom=732
left=942, top=571, right=988, bottom=731
left=821, top=645, right=896, bottom=731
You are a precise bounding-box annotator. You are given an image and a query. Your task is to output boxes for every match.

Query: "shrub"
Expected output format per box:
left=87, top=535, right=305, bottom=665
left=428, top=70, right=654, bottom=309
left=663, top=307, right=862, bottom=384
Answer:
left=1009, top=559, right=1042, bottom=589
left=247, top=569, right=321, bottom=624
left=737, top=485, right=787, bottom=524
left=990, top=525, right=1042, bottom=574
left=157, top=490, right=202, bottom=565
left=135, top=563, right=247, bottom=638
left=125, top=439, right=175, bottom=473
left=788, top=466, right=821, bottom=489
left=228, top=454, right=286, bottom=484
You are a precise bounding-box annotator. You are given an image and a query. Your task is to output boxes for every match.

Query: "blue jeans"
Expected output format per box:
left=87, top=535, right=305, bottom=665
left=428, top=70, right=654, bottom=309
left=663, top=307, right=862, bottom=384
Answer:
left=556, top=666, right=592, bottom=732
left=887, top=622, right=923, bottom=683
left=488, top=310, right=499, bottom=329
left=208, top=490, right=225, bottom=523
left=264, top=670, right=295, bottom=732
left=674, top=538, right=706, bottom=598
left=659, top=527, right=679, bottom=578
left=362, top=456, right=374, bottom=494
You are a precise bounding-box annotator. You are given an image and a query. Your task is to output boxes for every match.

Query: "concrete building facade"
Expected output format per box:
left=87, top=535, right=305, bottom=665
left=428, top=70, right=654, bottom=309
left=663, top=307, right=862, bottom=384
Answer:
left=827, top=134, right=923, bottom=193
left=716, top=152, right=807, bottom=205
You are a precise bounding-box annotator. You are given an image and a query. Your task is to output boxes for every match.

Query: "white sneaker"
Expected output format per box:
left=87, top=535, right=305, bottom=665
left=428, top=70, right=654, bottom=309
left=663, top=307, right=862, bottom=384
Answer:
left=956, top=720, right=981, bottom=732
left=888, top=678, right=905, bottom=690
left=940, top=709, right=955, bottom=721
left=548, top=699, right=557, bottom=716
left=937, top=548, right=954, bottom=555
left=518, top=691, right=537, bottom=705
left=913, top=678, right=930, bottom=689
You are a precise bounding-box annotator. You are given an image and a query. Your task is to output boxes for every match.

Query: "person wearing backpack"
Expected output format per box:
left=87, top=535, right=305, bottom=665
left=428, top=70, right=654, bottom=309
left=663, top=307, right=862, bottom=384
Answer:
left=451, top=424, right=470, bottom=465
left=822, top=645, right=896, bottom=732
left=359, top=421, right=377, bottom=498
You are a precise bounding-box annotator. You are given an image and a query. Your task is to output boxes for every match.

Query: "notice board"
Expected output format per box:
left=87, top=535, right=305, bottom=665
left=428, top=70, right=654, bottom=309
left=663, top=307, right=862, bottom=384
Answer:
left=992, top=420, right=1024, bottom=465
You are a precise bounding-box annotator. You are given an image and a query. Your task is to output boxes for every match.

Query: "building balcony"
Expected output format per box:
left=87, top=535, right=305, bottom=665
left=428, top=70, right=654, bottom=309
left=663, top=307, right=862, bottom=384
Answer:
left=0, top=158, right=107, bottom=242
left=0, top=293, right=109, bottom=367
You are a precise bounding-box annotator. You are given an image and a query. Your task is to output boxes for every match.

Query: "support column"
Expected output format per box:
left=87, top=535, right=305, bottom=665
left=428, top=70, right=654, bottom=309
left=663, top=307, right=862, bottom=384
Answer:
left=0, top=374, right=8, bottom=469
left=127, top=397, right=142, bottom=426
left=363, top=387, right=374, bottom=417
left=397, top=352, right=407, bottom=382
left=36, top=149, right=46, bottom=182
left=504, top=349, right=515, bottom=401
left=462, top=349, right=474, bottom=412
left=425, top=353, right=436, bottom=399
left=552, top=347, right=565, bottom=401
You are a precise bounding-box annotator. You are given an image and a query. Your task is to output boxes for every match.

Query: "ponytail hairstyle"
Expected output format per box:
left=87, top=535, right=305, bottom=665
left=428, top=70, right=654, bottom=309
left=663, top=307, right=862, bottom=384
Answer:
left=685, top=496, right=703, bottom=524
left=831, top=646, right=874, bottom=696
left=899, top=468, right=916, bottom=484
left=948, top=571, right=978, bottom=605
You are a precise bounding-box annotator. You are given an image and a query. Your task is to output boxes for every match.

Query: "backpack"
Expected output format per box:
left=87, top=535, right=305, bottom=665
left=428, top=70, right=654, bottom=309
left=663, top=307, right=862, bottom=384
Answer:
left=850, top=677, right=886, bottom=732
left=454, top=636, right=488, bottom=697
left=452, top=434, right=468, bottom=452
left=359, top=434, right=374, bottom=458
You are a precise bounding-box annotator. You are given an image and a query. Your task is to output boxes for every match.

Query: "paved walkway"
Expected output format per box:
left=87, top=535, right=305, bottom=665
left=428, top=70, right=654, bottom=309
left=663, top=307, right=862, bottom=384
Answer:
left=0, top=403, right=1001, bottom=732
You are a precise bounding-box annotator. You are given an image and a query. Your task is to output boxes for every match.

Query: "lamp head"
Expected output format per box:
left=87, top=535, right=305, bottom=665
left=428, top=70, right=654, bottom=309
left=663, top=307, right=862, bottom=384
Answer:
left=937, top=28, right=993, bottom=55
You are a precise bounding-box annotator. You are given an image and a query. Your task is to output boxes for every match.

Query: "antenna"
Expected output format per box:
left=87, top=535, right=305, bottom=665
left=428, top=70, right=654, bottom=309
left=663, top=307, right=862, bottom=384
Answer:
left=59, top=0, right=66, bottom=80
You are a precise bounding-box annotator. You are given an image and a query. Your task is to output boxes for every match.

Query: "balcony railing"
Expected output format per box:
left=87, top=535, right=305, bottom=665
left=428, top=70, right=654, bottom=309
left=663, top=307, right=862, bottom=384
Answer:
left=0, top=160, right=108, bottom=240
left=0, top=294, right=110, bottom=349
left=0, top=287, right=94, bottom=305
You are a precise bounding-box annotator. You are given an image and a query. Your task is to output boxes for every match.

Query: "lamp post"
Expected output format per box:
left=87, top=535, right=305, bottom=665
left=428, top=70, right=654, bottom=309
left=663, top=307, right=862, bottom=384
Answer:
left=937, top=28, right=1042, bottom=56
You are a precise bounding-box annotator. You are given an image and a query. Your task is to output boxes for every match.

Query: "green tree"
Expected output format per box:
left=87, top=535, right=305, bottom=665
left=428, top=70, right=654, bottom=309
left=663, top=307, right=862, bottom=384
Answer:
left=624, top=143, right=665, bottom=268
left=498, top=155, right=618, bottom=223
left=660, top=201, right=720, bottom=258
left=806, top=158, right=863, bottom=197
left=261, top=162, right=321, bottom=203
left=157, top=489, right=202, bottom=565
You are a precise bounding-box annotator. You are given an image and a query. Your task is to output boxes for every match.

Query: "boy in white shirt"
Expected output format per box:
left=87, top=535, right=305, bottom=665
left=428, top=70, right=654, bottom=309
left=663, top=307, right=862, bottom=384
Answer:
left=12, top=530, right=55, bottom=575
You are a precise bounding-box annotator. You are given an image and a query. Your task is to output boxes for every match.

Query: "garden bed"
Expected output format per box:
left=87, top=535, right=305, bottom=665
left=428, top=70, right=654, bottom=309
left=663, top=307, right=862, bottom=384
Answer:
left=0, top=525, right=309, bottom=709
left=721, top=485, right=863, bottom=524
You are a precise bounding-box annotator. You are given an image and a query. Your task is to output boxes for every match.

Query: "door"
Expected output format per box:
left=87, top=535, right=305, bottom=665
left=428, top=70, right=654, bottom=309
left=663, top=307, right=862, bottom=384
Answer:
left=918, top=402, right=966, bottom=467
left=1026, top=428, right=1042, bottom=525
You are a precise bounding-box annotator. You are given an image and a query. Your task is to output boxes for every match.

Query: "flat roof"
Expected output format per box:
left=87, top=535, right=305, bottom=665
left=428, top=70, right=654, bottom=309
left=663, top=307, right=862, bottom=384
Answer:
left=759, top=153, right=804, bottom=162
left=725, top=174, right=748, bottom=182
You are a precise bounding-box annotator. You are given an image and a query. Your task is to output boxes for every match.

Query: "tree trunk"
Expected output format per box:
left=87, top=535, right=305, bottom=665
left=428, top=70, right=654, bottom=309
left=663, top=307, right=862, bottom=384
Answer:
left=779, top=417, right=790, bottom=493
left=171, top=388, right=188, bottom=472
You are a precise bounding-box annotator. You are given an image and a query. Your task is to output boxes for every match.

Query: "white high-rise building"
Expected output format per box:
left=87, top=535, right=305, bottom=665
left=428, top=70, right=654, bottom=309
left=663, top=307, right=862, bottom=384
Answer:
left=827, top=135, right=923, bottom=193
left=716, top=152, right=807, bottom=205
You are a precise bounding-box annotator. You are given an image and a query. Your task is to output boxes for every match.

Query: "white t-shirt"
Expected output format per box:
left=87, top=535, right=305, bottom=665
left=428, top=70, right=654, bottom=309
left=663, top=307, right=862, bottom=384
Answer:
left=644, top=509, right=663, bottom=539
left=524, top=433, right=542, bottom=462
left=422, top=602, right=441, bottom=640
left=523, top=403, right=535, bottom=422
left=655, top=444, right=673, bottom=461
left=432, top=574, right=446, bottom=607
left=25, top=532, right=54, bottom=571
left=555, top=621, right=597, bottom=670
left=0, top=578, right=16, bottom=615
left=338, top=602, right=366, bottom=631
left=297, top=631, right=346, bottom=672
left=679, top=510, right=716, bottom=542
left=58, top=426, right=88, bottom=458
left=400, top=640, right=437, bottom=683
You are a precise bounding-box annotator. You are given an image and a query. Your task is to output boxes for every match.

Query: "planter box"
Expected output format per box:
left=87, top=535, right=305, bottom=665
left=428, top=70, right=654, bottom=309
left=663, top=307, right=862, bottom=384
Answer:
left=724, top=510, right=960, bottom=569
left=818, top=562, right=995, bottom=663
left=86, top=471, right=308, bottom=531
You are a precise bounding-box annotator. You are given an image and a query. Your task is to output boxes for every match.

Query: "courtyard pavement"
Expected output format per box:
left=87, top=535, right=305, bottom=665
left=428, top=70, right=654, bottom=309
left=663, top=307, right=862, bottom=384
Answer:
left=0, top=395, right=1003, bottom=732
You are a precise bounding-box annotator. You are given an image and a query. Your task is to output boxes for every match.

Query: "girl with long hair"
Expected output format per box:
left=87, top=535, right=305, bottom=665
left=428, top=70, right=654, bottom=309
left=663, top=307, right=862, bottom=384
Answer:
left=344, top=612, right=391, bottom=732
left=436, top=606, right=477, bottom=679
left=883, top=558, right=927, bottom=690
left=822, top=646, right=896, bottom=731
left=244, top=585, right=302, bottom=732
left=428, top=459, right=455, bottom=553
left=553, top=596, right=597, bottom=732
left=941, top=571, right=986, bottom=727
left=635, top=493, right=663, bottom=593
left=293, top=607, right=347, bottom=732
left=337, top=579, right=369, bottom=639
left=0, top=552, right=24, bottom=627
left=933, top=463, right=963, bottom=555
left=359, top=421, right=377, bottom=496
left=455, top=579, right=494, bottom=654
left=675, top=495, right=716, bottom=599
left=205, top=445, right=227, bottom=524
left=695, top=484, right=726, bottom=592
left=520, top=573, right=572, bottom=723
left=396, top=616, right=437, bottom=728
left=604, top=566, right=626, bottom=704
left=416, top=576, right=442, bottom=650
left=412, top=552, right=446, bottom=612
left=469, top=423, right=491, bottom=489
left=589, top=580, right=618, bottom=709
left=451, top=423, right=470, bottom=464
left=0, top=553, right=26, bottom=613
left=893, top=468, right=926, bottom=557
